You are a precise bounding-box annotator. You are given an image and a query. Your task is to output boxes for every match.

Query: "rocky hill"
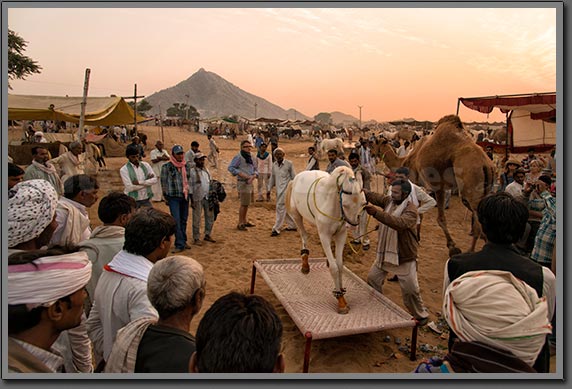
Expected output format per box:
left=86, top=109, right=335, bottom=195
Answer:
left=330, top=111, right=359, bottom=125
left=144, top=68, right=310, bottom=120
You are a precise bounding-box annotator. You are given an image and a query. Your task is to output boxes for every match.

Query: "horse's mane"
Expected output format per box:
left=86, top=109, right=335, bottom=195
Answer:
left=328, top=166, right=355, bottom=185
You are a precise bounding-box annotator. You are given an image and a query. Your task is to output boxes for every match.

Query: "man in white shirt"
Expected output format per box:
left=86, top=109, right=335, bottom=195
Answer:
left=505, top=168, right=526, bottom=203
left=86, top=208, right=176, bottom=369
left=49, top=174, right=99, bottom=248
left=119, top=144, right=157, bottom=208
left=149, top=140, right=170, bottom=202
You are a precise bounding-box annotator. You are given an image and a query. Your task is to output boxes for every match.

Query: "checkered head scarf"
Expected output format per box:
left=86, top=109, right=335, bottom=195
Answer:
left=8, top=179, right=58, bottom=248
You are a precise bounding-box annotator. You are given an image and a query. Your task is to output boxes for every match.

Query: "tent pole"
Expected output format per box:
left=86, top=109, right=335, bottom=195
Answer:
left=134, top=84, right=138, bottom=137
left=505, top=112, right=509, bottom=160
left=78, top=68, right=91, bottom=141
left=456, top=98, right=460, bottom=116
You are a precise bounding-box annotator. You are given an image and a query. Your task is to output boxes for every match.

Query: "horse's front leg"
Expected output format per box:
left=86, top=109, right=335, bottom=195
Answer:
left=333, top=228, right=349, bottom=313
left=289, top=208, right=310, bottom=274
left=318, top=227, right=349, bottom=314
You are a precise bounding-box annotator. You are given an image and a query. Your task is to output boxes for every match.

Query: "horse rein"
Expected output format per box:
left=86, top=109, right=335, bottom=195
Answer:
left=336, top=175, right=361, bottom=227
left=305, top=175, right=361, bottom=228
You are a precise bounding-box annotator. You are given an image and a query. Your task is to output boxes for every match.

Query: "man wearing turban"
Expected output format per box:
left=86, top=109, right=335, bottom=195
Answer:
left=415, top=270, right=551, bottom=373
left=444, top=192, right=555, bottom=372
left=8, top=249, right=92, bottom=373
left=9, top=179, right=93, bottom=373
left=8, top=179, right=59, bottom=252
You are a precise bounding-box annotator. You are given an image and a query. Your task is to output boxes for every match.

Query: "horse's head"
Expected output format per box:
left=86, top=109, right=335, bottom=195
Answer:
left=332, top=167, right=366, bottom=226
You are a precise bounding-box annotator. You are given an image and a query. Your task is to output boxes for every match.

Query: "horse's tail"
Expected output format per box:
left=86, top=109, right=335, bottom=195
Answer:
left=285, top=180, right=294, bottom=214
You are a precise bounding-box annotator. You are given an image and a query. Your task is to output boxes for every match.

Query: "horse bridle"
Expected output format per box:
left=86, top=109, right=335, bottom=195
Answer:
left=336, top=175, right=360, bottom=227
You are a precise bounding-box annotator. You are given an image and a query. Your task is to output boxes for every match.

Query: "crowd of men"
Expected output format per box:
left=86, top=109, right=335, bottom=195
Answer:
left=6, top=131, right=557, bottom=374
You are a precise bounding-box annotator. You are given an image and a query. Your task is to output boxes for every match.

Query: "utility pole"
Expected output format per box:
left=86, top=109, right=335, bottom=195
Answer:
left=358, top=105, right=363, bottom=129
left=77, top=68, right=91, bottom=140
left=123, top=84, right=145, bottom=136
left=254, top=102, right=258, bottom=120
left=185, top=93, right=191, bottom=131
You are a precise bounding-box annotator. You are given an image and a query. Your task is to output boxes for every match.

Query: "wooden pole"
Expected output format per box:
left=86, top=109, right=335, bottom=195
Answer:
left=77, top=68, right=91, bottom=141
left=303, top=332, right=313, bottom=373
left=122, top=85, right=144, bottom=138
left=250, top=262, right=257, bottom=294
left=159, top=105, right=165, bottom=144
left=133, top=84, right=138, bottom=136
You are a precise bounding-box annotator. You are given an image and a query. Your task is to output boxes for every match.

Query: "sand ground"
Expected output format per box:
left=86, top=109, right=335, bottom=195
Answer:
left=9, top=124, right=555, bottom=374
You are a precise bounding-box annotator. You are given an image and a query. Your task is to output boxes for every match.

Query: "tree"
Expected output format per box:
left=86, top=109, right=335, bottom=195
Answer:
left=314, top=112, right=332, bottom=125
left=8, top=29, right=42, bottom=89
left=128, top=99, right=153, bottom=116
left=166, top=102, right=200, bottom=119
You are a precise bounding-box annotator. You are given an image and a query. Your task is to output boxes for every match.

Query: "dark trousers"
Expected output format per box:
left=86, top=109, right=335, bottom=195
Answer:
left=166, top=195, right=189, bottom=249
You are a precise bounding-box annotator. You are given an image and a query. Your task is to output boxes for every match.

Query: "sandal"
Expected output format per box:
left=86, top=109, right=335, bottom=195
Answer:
left=244, top=222, right=256, bottom=227
left=237, top=224, right=247, bottom=231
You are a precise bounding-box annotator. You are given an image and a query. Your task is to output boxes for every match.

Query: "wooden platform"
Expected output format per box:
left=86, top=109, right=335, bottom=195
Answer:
left=250, top=258, right=418, bottom=373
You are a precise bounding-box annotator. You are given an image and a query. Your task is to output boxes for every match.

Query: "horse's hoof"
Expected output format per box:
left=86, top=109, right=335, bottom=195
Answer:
left=337, top=306, right=350, bottom=314
left=301, top=266, right=310, bottom=274
left=448, top=247, right=462, bottom=257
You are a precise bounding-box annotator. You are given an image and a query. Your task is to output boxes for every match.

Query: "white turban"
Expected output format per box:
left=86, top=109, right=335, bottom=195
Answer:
left=443, top=270, right=552, bottom=366
left=8, top=179, right=58, bottom=248
left=8, top=251, right=92, bottom=309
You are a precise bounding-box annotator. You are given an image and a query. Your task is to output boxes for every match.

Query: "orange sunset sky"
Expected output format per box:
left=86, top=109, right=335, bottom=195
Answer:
left=7, top=6, right=557, bottom=123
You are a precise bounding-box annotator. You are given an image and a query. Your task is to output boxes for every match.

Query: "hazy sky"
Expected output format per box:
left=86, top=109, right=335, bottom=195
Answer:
left=8, top=6, right=557, bottom=122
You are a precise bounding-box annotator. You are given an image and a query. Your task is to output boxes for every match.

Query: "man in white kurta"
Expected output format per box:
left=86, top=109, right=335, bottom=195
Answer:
left=207, top=134, right=219, bottom=169
left=149, top=140, right=170, bottom=202
left=50, top=141, right=86, bottom=184
left=49, top=174, right=99, bottom=248
left=268, top=148, right=296, bottom=236
left=119, top=144, right=157, bottom=207
left=78, top=192, right=136, bottom=314
left=86, top=207, right=175, bottom=367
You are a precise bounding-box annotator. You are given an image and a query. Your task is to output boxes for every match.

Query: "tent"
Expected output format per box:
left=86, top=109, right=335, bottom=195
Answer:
left=457, top=92, right=556, bottom=153
left=8, top=94, right=148, bottom=126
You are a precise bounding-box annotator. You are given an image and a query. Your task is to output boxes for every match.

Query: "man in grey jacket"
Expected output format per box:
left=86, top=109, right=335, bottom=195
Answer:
left=189, top=153, right=216, bottom=244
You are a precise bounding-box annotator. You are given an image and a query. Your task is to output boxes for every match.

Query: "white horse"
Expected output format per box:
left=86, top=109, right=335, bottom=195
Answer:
left=319, top=138, right=344, bottom=158
left=285, top=166, right=366, bottom=314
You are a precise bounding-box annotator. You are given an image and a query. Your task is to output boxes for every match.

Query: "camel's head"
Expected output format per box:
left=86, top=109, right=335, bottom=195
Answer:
left=333, top=166, right=366, bottom=226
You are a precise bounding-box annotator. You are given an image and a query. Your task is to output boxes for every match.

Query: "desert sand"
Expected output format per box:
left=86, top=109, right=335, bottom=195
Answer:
left=8, top=124, right=555, bottom=374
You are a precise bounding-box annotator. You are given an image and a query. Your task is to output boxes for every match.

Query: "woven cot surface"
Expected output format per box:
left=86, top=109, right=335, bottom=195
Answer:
left=254, top=258, right=415, bottom=340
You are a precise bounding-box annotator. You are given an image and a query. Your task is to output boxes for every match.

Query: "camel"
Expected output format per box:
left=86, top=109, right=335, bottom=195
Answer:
left=373, top=115, right=495, bottom=256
